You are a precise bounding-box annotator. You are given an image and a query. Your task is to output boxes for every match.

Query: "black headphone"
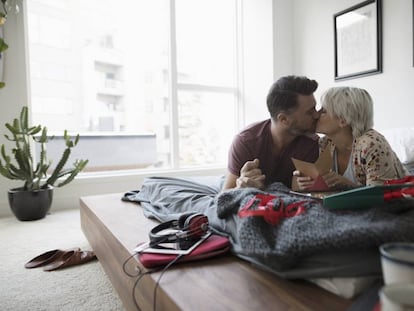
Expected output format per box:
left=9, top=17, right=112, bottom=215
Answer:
left=149, top=212, right=209, bottom=250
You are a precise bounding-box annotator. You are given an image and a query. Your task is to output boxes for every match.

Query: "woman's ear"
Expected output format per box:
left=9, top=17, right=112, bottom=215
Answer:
left=338, top=117, right=348, bottom=128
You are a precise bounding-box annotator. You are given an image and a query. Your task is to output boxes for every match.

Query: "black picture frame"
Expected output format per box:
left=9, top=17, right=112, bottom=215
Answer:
left=334, top=0, right=382, bottom=81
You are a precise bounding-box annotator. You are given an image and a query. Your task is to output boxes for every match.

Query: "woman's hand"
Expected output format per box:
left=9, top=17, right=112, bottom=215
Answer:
left=321, top=171, right=356, bottom=190
left=292, top=170, right=314, bottom=191
left=293, top=170, right=357, bottom=191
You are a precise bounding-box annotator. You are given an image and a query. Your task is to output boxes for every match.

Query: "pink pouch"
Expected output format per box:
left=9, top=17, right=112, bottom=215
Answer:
left=138, top=234, right=231, bottom=268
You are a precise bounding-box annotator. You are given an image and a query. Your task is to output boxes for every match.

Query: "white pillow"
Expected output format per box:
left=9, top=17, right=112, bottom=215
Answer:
left=380, top=127, right=414, bottom=164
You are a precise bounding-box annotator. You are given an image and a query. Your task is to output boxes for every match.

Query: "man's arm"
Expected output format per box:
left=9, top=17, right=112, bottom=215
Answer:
left=222, top=159, right=266, bottom=191
left=222, top=172, right=238, bottom=191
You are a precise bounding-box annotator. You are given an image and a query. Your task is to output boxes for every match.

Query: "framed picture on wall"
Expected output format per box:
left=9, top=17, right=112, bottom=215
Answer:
left=334, top=0, right=382, bottom=81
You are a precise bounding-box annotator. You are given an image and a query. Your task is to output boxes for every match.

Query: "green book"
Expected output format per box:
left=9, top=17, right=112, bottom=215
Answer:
left=322, top=185, right=414, bottom=209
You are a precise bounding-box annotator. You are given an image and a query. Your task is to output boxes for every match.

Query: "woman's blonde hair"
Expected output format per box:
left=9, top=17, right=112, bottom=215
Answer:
left=321, top=86, right=374, bottom=138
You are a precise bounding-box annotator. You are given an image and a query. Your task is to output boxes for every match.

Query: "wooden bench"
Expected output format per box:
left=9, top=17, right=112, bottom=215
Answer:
left=80, top=193, right=355, bottom=311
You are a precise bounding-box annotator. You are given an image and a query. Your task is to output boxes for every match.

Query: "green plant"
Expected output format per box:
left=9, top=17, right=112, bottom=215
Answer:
left=0, top=31, right=7, bottom=89
left=0, top=106, right=88, bottom=190
left=0, top=5, right=8, bottom=88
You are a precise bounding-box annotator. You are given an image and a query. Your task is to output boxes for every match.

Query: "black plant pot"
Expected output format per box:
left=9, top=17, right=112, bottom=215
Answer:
left=8, top=186, right=54, bottom=221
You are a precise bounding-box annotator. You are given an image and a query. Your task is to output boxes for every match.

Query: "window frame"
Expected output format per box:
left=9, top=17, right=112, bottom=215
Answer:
left=168, top=0, right=241, bottom=169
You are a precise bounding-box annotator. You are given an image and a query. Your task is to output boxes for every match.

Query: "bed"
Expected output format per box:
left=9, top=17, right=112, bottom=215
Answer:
left=125, top=127, right=414, bottom=299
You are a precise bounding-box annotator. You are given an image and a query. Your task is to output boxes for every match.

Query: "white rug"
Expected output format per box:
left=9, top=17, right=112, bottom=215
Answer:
left=0, top=209, right=125, bottom=311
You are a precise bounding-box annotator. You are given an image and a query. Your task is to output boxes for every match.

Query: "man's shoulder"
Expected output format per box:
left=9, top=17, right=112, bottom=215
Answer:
left=241, top=119, right=270, bottom=132
left=237, top=119, right=271, bottom=139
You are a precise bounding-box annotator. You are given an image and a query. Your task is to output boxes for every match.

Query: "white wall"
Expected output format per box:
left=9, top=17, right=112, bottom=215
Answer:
left=291, top=0, right=414, bottom=130
left=241, top=0, right=275, bottom=125
left=273, top=0, right=294, bottom=78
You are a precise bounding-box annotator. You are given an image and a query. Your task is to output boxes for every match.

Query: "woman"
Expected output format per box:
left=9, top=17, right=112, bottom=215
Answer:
left=295, top=86, right=408, bottom=190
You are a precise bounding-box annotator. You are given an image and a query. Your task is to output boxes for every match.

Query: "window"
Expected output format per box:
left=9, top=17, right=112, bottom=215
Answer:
left=26, top=0, right=239, bottom=172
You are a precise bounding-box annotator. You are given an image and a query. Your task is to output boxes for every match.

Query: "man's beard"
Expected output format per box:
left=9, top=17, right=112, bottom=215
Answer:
left=288, top=121, right=316, bottom=136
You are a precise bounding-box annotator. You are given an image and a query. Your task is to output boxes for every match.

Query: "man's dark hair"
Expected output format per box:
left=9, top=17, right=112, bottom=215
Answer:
left=266, top=75, right=318, bottom=119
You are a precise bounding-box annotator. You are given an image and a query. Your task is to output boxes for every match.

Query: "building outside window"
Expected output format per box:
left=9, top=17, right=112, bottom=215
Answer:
left=26, top=0, right=240, bottom=172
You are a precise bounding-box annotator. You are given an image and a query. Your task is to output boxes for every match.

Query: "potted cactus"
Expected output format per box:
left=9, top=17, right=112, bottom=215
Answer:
left=0, top=106, right=88, bottom=220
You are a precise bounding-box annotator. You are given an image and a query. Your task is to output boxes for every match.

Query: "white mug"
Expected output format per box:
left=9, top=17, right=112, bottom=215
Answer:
left=380, top=283, right=414, bottom=311
left=380, top=243, right=414, bottom=285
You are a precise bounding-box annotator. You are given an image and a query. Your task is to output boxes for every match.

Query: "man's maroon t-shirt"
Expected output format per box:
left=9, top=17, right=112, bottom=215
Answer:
left=227, top=119, right=319, bottom=188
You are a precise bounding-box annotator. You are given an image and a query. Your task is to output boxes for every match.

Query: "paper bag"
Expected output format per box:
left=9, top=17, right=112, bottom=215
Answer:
left=291, top=150, right=333, bottom=191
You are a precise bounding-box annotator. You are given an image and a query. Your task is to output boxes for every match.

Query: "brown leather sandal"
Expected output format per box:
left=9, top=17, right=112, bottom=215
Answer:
left=42, top=249, right=97, bottom=271
left=24, top=248, right=81, bottom=269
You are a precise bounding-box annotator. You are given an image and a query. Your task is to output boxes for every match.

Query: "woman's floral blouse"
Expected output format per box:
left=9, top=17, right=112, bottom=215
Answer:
left=319, top=129, right=409, bottom=186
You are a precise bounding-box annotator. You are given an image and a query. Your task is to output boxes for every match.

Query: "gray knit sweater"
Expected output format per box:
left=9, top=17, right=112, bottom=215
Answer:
left=216, top=183, right=414, bottom=270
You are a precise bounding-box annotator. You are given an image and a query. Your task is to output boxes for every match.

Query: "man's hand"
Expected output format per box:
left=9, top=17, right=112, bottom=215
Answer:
left=236, top=159, right=266, bottom=190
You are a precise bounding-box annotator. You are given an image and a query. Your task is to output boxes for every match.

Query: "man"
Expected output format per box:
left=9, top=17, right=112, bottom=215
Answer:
left=222, top=75, right=320, bottom=191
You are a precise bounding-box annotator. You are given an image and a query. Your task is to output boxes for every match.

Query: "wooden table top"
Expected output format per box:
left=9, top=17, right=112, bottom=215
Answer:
left=80, top=193, right=355, bottom=311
